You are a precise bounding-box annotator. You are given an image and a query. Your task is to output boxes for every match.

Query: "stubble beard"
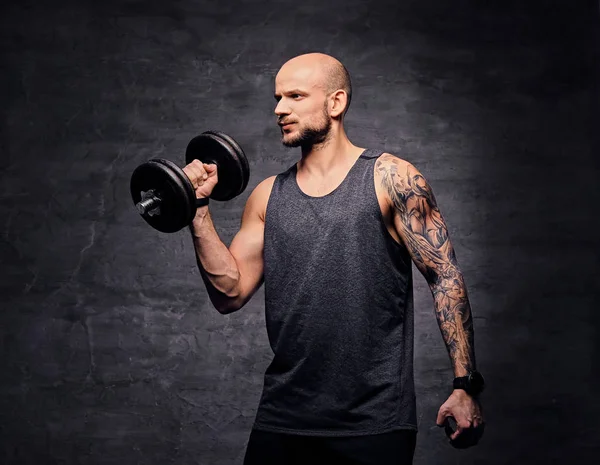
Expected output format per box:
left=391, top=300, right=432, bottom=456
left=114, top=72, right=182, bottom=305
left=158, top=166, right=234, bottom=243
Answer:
left=281, top=107, right=332, bottom=150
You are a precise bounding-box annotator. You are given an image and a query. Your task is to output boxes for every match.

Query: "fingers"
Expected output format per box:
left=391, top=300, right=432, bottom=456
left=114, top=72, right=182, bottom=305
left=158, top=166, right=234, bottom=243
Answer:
left=450, top=428, right=462, bottom=441
left=182, top=160, right=205, bottom=186
left=449, top=417, right=485, bottom=448
left=453, top=414, right=481, bottom=434
left=436, top=407, right=449, bottom=427
left=437, top=396, right=485, bottom=448
left=184, top=160, right=216, bottom=189
left=450, top=419, right=469, bottom=441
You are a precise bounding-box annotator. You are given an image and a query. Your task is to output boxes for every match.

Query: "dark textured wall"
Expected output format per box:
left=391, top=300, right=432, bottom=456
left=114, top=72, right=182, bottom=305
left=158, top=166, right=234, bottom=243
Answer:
left=1, top=0, right=598, bottom=464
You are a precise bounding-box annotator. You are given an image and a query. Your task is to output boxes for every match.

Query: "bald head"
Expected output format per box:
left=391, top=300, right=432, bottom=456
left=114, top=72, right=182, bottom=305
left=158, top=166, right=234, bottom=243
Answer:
left=277, top=53, right=352, bottom=116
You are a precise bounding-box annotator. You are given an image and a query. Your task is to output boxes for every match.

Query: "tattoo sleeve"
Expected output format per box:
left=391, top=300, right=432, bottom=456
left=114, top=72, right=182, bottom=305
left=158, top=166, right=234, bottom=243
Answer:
left=377, top=156, right=476, bottom=377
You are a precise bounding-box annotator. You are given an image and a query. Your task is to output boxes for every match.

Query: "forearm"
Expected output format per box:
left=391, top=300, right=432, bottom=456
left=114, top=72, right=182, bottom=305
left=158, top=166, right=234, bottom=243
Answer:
left=189, top=208, right=241, bottom=312
left=430, top=268, right=476, bottom=377
left=378, top=157, right=478, bottom=376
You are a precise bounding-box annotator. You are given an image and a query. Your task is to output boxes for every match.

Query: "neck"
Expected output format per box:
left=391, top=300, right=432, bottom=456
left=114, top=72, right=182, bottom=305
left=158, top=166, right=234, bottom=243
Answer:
left=298, top=125, right=363, bottom=176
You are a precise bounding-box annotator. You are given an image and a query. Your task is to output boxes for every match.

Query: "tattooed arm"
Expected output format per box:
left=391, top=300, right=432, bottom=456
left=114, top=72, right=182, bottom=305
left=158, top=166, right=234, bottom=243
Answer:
left=377, top=154, right=476, bottom=377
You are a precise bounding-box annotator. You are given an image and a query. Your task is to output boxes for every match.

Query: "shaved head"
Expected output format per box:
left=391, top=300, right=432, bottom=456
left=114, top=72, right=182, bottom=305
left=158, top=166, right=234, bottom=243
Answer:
left=274, top=53, right=353, bottom=149
left=278, top=53, right=352, bottom=116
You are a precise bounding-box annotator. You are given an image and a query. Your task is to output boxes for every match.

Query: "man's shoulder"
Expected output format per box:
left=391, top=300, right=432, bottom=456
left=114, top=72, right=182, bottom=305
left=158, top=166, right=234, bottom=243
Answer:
left=251, top=175, right=277, bottom=201
left=242, top=175, right=277, bottom=220
left=375, top=152, right=415, bottom=176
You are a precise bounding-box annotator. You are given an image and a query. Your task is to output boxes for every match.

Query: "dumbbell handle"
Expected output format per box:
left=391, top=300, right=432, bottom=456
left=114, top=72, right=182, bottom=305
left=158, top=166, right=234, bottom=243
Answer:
left=136, top=196, right=161, bottom=214
left=136, top=192, right=209, bottom=216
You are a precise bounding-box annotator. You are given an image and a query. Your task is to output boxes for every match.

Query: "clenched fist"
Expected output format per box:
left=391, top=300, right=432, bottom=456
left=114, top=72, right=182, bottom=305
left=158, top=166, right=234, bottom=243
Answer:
left=183, top=159, right=218, bottom=201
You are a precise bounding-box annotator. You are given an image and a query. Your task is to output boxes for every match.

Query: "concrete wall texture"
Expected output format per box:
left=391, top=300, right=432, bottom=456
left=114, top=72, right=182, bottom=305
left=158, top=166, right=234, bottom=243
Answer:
left=1, top=0, right=598, bottom=464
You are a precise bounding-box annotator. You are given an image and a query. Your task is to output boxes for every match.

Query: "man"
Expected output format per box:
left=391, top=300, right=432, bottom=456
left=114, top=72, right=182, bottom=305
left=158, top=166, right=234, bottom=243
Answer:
left=183, top=53, right=485, bottom=465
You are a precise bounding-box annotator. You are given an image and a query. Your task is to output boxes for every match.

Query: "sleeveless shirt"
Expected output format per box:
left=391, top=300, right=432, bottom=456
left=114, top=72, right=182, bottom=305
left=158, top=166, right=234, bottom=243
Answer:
left=252, top=149, right=417, bottom=437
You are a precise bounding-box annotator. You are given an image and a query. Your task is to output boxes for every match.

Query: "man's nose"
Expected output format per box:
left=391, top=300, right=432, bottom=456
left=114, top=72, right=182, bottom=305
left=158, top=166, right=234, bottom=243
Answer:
left=274, top=100, right=290, bottom=117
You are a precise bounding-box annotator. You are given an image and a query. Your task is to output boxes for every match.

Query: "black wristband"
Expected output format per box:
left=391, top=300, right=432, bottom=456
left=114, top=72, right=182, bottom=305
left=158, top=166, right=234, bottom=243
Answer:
left=196, top=197, right=209, bottom=208
left=453, top=371, right=485, bottom=397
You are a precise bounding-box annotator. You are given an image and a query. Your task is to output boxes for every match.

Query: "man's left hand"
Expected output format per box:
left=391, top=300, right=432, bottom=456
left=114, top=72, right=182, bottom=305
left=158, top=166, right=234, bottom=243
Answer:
left=436, top=389, right=485, bottom=448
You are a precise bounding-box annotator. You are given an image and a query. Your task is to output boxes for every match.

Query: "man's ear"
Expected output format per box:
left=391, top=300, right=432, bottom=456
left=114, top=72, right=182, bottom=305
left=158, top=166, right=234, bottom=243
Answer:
left=329, top=90, right=348, bottom=118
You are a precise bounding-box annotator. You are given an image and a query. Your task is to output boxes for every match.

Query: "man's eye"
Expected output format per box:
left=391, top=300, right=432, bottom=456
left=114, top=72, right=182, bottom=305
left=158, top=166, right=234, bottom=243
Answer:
left=292, top=94, right=301, bottom=99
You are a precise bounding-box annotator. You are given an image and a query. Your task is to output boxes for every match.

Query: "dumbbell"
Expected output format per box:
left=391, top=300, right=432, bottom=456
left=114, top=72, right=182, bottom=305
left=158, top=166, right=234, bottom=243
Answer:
left=130, top=131, right=250, bottom=233
left=443, top=416, right=485, bottom=449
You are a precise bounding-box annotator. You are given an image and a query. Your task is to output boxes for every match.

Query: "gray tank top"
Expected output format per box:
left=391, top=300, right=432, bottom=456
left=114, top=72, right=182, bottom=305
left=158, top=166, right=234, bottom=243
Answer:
left=253, top=149, right=417, bottom=436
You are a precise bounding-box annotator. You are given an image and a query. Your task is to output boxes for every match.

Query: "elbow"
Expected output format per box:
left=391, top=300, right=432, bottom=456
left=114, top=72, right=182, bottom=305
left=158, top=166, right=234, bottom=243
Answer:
left=213, top=289, right=245, bottom=315
left=208, top=275, right=243, bottom=315
left=215, top=298, right=244, bottom=315
left=217, top=305, right=239, bottom=315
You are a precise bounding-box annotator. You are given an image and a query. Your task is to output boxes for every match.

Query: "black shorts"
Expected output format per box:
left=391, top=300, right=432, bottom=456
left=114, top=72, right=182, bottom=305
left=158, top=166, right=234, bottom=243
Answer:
left=243, top=428, right=417, bottom=465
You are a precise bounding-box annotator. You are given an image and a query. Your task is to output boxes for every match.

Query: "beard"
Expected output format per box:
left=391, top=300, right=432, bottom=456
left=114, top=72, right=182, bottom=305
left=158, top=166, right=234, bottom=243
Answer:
left=281, top=106, right=331, bottom=149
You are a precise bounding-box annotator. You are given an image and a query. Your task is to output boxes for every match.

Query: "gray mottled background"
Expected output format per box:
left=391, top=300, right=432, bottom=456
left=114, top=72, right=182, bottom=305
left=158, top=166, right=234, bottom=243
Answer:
left=1, top=0, right=598, bottom=464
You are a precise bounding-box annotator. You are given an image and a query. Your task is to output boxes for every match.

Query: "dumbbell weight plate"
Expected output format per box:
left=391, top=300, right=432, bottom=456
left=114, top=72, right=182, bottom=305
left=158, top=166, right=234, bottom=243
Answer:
left=203, top=130, right=250, bottom=195
left=185, top=131, right=249, bottom=201
left=130, top=158, right=196, bottom=233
